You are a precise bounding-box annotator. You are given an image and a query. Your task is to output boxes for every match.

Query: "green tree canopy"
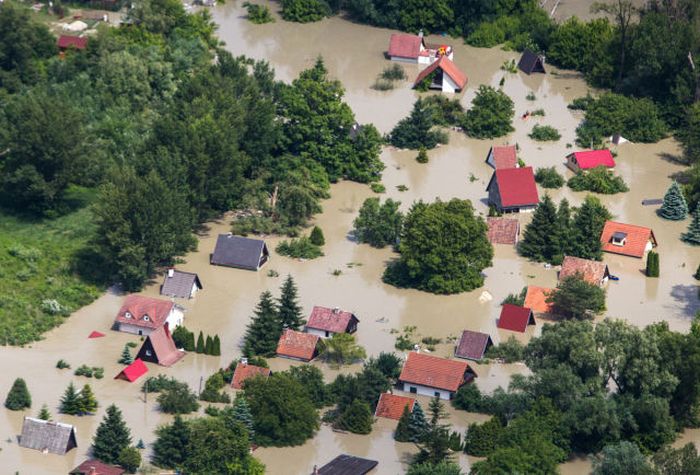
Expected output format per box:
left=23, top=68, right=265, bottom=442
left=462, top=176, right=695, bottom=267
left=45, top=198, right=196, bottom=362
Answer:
left=92, top=404, right=132, bottom=465
left=319, top=333, right=367, bottom=367
left=547, top=274, right=606, bottom=320
left=334, top=399, right=373, bottom=434
left=658, top=181, right=689, bottom=220
left=4, top=377, right=31, bottom=410
left=353, top=197, right=403, bottom=248
left=277, top=275, right=305, bottom=330
left=243, top=291, right=282, bottom=357
left=462, top=85, right=514, bottom=139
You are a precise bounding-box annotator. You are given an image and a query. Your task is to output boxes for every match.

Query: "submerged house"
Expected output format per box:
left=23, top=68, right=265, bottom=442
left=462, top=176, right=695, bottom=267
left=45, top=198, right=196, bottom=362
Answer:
left=524, top=285, right=555, bottom=315
left=454, top=330, right=493, bottom=361
left=497, top=304, right=536, bottom=333
left=314, top=454, right=379, bottom=475
left=518, top=49, right=546, bottom=74
left=70, top=459, right=125, bottom=475
left=113, top=294, right=184, bottom=336
left=398, top=351, right=476, bottom=400
left=114, top=359, right=148, bottom=383
left=374, top=392, right=415, bottom=420
left=135, top=324, right=184, bottom=367
left=305, top=306, right=359, bottom=338
left=161, top=269, right=202, bottom=299
left=413, top=56, right=467, bottom=93
left=600, top=221, right=657, bottom=259
left=387, top=32, right=453, bottom=64
left=276, top=329, right=320, bottom=362
left=559, top=255, right=610, bottom=286
left=487, top=217, right=520, bottom=245
left=566, top=150, right=616, bottom=173
left=210, top=234, right=269, bottom=271
left=486, top=166, right=539, bottom=213
left=485, top=145, right=518, bottom=170
left=57, top=35, right=88, bottom=51
left=19, top=417, right=77, bottom=455
left=231, top=359, right=271, bottom=389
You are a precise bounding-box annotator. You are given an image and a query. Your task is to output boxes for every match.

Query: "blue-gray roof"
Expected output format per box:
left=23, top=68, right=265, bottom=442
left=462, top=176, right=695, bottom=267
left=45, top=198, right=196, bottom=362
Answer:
left=210, top=234, right=268, bottom=271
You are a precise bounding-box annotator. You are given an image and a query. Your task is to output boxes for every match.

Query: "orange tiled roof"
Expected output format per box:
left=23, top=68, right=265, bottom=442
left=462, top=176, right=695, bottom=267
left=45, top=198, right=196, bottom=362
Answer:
left=276, top=329, right=319, bottom=361
left=600, top=221, right=656, bottom=258
left=490, top=145, right=517, bottom=169
left=114, top=295, right=174, bottom=330
left=399, top=352, right=474, bottom=392
left=375, top=393, right=415, bottom=420
left=524, top=286, right=555, bottom=314
left=559, top=256, right=609, bottom=285
left=231, top=363, right=271, bottom=389
left=487, top=217, right=520, bottom=245
left=414, top=56, right=468, bottom=90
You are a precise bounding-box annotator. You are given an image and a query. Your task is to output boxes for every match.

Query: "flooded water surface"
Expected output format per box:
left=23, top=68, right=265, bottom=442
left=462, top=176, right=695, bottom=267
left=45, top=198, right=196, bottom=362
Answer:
left=1, top=2, right=699, bottom=474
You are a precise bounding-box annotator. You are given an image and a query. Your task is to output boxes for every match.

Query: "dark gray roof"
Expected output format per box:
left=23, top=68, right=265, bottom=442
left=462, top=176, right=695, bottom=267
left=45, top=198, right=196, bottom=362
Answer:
left=316, top=455, right=378, bottom=475
left=161, top=269, right=202, bottom=299
left=19, top=417, right=77, bottom=455
left=210, top=234, right=268, bottom=271
left=518, top=49, right=546, bottom=74
left=455, top=330, right=493, bottom=360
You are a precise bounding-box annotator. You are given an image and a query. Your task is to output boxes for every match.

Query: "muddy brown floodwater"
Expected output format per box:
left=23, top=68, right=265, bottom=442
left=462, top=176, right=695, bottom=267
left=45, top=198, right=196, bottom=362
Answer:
left=1, top=2, right=699, bottom=474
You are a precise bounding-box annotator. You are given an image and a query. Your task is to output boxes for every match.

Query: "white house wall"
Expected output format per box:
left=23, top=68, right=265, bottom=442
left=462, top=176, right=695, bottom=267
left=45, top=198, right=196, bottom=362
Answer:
left=117, top=323, right=154, bottom=336
left=306, top=328, right=331, bottom=338
left=442, top=74, right=457, bottom=93
left=401, top=382, right=453, bottom=400
left=166, top=309, right=184, bottom=329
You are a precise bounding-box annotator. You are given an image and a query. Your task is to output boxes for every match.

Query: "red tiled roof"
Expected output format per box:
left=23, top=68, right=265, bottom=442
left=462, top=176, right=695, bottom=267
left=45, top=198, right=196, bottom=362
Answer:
left=455, top=330, right=492, bottom=360
left=559, top=256, right=609, bottom=285
left=306, top=306, right=357, bottom=334
left=487, top=217, right=520, bottom=245
left=489, top=167, right=539, bottom=208
left=375, top=393, right=415, bottom=420
left=141, top=324, right=184, bottom=367
left=497, top=304, right=535, bottom=333
left=600, top=221, right=656, bottom=258
left=388, top=33, right=423, bottom=59
left=276, top=329, right=319, bottom=361
left=399, top=352, right=474, bottom=392
left=524, top=286, right=555, bottom=314
left=413, top=56, right=468, bottom=90
left=70, top=459, right=125, bottom=475
left=115, top=359, right=148, bottom=382
left=114, top=295, right=174, bottom=330
left=568, top=150, right=615, bottom=169
left=88, top=331, right=105, bottom=339
left=57, top=35, right=88, bottom=50
left=231, top=363, right=271, bottom=389
left=490, top=145, right=517, bottom=169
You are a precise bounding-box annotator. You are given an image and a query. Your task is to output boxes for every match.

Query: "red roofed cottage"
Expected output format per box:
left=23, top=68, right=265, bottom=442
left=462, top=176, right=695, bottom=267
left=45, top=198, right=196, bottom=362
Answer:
left=57, top=35, right=88, bottom=51
left=114, top=359, right=148, bottom=383
left=276, top=329, right=320, bottom=362
left=497, top=304, right=536, bottom=333
left=486, top=145, right=518, bottom=170
left=566, top=150, right=616, bottom=173
left=114, top=295, right=183, bottom=336
left=387, top=32, right=453, bottom=64
left=486, top=167, right=539, bottom=213
left=413, top=56, right=467, bottom=93
left=600, top=221, right=657, bottom=258
left=559, top=255, right=610, bottom=286
left=135, top=324, right=184, bottom=367
left=306, top=306, right=358, bottom=338
left=399, top=351, right=476, bottom=400
left=375, top=393, right=415, bottom=420
left=231, top=359, right=271, bottom=389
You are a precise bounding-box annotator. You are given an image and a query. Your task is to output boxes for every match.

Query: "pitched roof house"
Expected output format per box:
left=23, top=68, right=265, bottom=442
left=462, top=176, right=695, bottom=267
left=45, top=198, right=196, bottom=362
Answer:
left=114, top=294, right=183, bottom=336
left=413, top=56, right=468, bottom=93
left=374, top=393, right=416, bottom=420
left=600, top=221, right=657, bottom=258
left=70, top=459, right=125, bottom=475
left=518, top=49, right=546, bottom=74
left=19, top=417, right=77, bottom=455
left=486, top=166, right=539, bottom=213
left=399, top=351, right=476, bottom=400
left=455, top=330, right=493, bottom=360
left=487, top=217, right=520, bottom=245
left=566, top=150, right=616, bottom=172
left=306, top=306, right=359, bottom=338
left=114, top=358, right=148, bottom=382
left=486, top=145, right=518, bottom=169
left=387, top=32, right=453, bottom=64
left=135, top=324, right=184, bottom=367
left=315, top=454, right=379, bottom=475
left=57, top=35, right=88, bottom=50
left=231, top=360, right=271, bottom=389
left=524, top=286, right=555, bottom=314
left=559, top=255, right=610, bottom=286
left=210, top=234, right=269, bottom=271
left=161, top=269, right=202, bottom=299
left=276, top=329, right=320, bottom=362
left=497, top=304, right=536, bottom=333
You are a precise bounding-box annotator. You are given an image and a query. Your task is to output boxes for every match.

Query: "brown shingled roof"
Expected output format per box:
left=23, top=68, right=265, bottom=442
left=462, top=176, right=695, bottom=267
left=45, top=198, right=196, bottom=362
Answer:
left=276, top=329, right=319, bottom=362
left=455, top=330, right=493, bottom=360
left=559, top=256, right=610, bottom=285
left=487, top=217, right=520, bottom=245
left=306, top=306, right=358, bottom=334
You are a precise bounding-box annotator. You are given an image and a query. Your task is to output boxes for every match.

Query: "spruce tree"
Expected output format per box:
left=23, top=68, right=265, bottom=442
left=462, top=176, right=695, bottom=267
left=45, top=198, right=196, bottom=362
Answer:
left=683, top=204, right=700, bottom=245
left=153, top=415, right=190, bottom=469
left=408, top=401, right=429, bottom=442
left=518, top=194, right=559, bottom=262
left=646, top=251, right=660, bottom=277
left=119, top=345, right=133, bottom=365
left=414, top=397, right=453, bottom=465
left=553, top=198, right=573, bottom=264
left=335, top=399, right=373, bottom=434
left=212, top=335, right=221, bottom=356
left=92, top=404, right=132, bottom=465
left=231, top=394, right=255, bottom=437
left=277, top=275, right=305, bottom=330
left=694, top=263, right=700, bottom=280
left=658, top=181, right=688, bottom=220
left=570, top=195, right=611, bottom=260
left=37, top=404, right=51, bottom=421
left=5, top=378, right=31, bottom=410
left=243, top=291, right=282, bottom=357
left=59, top=382, right=81, bottom=415
left=185, top=331, right=196, bottom=352
left=79, top=384, right=98, bottom=414
left=394, top=404, right=412, bottom=442
left=309, top=226, right=325, bottom=246
left=205, top=335, right=213, bottom=355
left=196, top=331, right=205, bottom=354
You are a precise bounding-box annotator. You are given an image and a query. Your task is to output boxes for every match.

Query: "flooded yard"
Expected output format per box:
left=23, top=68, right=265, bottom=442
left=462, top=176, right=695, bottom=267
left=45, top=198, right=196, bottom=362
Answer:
left=1, top=2, right=699, bottom=474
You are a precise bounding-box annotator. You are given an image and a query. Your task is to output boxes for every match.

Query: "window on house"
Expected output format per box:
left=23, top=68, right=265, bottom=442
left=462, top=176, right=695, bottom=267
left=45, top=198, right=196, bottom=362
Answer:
left=325, top=331, right=329, bottom=337
left=409, top=387, right=417, bottom=394
left=145, top=350, right=152, bottom=356
left=125, top=312, right=132, bottom=319
left=434, top=392, right=440, bottom=398
left=143, top=315, right=150, bottom=322
left=611, top=232, right=627, bottom=246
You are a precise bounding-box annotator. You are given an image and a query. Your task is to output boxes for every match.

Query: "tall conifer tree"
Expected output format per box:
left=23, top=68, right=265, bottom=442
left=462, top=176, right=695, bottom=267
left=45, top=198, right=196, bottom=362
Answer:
left=92, top=404, right=132, bottom=464
left=243, top=291, right=282, bottom=357
left=658, top=181, right=688, bottom=220
left=277, top=275, right=305, bottom=330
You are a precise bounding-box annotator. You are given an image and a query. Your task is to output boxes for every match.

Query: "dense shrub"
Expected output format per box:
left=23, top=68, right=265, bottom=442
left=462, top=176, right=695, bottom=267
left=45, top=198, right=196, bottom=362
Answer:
left=462, top=86, right=514, bottom=139
left=5, top=378, right=31, bottom=410
left=280, top=0, right=330, bottom=23
left=484, top=336, right=525, bottom=363
left=390, top=98, right=449, bottom=150
left=243, top=2, right=274, bottom=24
left=353, top=197, right=403, bottom=248
left=275, top=237, right=323, bottom=259
left=529, top=124, right=561, bottom=141
left=567, top=167, right=629, bottom=194
left=535, top=167, right=565, bottom=188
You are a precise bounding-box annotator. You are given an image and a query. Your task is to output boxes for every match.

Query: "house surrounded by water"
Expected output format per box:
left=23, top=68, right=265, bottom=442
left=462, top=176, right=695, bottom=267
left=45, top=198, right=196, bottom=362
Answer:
left=387, top=31, right=453, bottom=64
left=276, top=329, right=320, bottom=362
left=518, top=49, right=546, bottom=74
left=485, top=145, right=518, bottom=169
left=305, top=306, right=359, bottom=338
left=566, top=149, right=616, bottom=173
left=412, top=56, right=467, bottom=93
left=486, top=166, right=539, bottom=213
left=559, top=255, right=610, bottom=286
left=19, top=417, right=77, bottom=455
left=161, top=268, right=202, bottom=299
left=600, top=221, right=657, bottom=259
left=210, top=234, right=269, bottom=271
left=135, top=323, right=184, bottom=367
left=113, top=294, right=184, bottom=336
left=398, top=351, right=476, bottom=400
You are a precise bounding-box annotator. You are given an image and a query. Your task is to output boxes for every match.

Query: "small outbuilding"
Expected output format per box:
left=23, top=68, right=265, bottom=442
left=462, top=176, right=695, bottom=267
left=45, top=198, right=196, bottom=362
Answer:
left=487, top=217, right=520, bottom=245
left=600, top=221, right=657, bottom=259
left=135, top=324, right=184, bottom=367
left=413, top=56, right=467, bottom=93
left=231, top=360, right=271, bottom=389
left=306, top=306, right=359, bottom=338
left=497, top=304, right=536, bottom=333
left=566, top=150, right=616, bottom=173
left=161, top=268, right=202, bottom=299
left=398, top=351, right=476, bottom=400
left=114, top=294, right=184, bottom=336
left=486, top=166, right=539, bottom=213
left=455, top=330, right=493, bottom=361
left=70, top=459, right=125, bottom=475
left=18, top=417, right=77, bottom=455
left=276, top=329, right=320, bottom=362
left=210, top=234, right=269, bottom=271
left=314, top=454, right=378, bottom=475
left=387, top=32, right=453, bottom=64
left=485, top=145, right=518, bottom=170
left=518, top=49, right=546, bottom=74
left=559, top=255, right=610, bottom=286
left=524, top=285, right=555, bottom=315
left=57, top=35, right=88, bottom=50
left=374, top=393, right=415, bottom=420
left=115, top=358, right=148, bottom=383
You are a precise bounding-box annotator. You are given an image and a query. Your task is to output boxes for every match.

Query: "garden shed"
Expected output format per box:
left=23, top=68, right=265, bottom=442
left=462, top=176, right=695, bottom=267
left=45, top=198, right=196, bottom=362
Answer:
left=518, top=49, right=546, bottom=74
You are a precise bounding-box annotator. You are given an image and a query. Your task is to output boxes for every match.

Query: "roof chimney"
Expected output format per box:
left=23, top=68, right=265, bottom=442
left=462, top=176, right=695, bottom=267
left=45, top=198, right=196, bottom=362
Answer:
left=89, top=467, right=97, bottom=475
left=332, top=307, right=340, bottom=314
left=168, top=268, right=174, bottom=278
left=241, top=357, right=248, bottom=366
left=418, top=29, right=424, bottom=38
left=413, top=344, right=420, bottom=352
left=313, top=465, right=319, bottom=475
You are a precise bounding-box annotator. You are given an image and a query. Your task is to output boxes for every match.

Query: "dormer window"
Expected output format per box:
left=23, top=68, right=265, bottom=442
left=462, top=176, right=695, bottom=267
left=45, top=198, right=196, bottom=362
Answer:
left=143, top=314, right=150, bottom=322
left=611, top=232, right=627, bottom=246
left=125, top=312, right=132, bottom=319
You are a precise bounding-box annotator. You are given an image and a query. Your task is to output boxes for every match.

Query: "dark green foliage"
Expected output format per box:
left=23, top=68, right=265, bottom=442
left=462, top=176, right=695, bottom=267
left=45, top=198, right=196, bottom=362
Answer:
left=152, top=415, right=190, bottom=469
left=231, top=395, right=255, bottom=437
left=547, top=275, right=606, bottom=320
left=548, top=18, right=614, bottom=86
left=243, top=2, right=274, bottom=24
left=463, top=417, right=504, bottom=456
left=682, top=204, right=700, bottom=245
left=369, top=352, right=403, bottom=381
left=658, top=181, right=688, bottom=220
left=592, top=441, right=656, bottom=475
left=199, top=372, right=230, bottom=404
left=37, top=404, right=51, bottom=421
left=244, top=372, right=319, bottom=447
left=196, top=331, right=205, bottom=354
left=462, top=85, right=514, bottom=139
left=381, top=64, right=407, bottom=81
left=695, top=264, right=700, bottom=281
left=501, top=287, right=526, bottom=306
left=484, top=336, right=525, bottom=363
left=277, top=275, right=305, bottom=330
left=141, top=375, right=183, bottom=393
left=92, top=405, right=132, bottom=465
left=416, top=147, right=429, bottom=164
left=518, top=195, right=562, bottom=263
left=79, top=384, right=98, bottom=414
left=280, top=0, right=330, bottom=23
left=334, top=399, right=373, bottom=434
left=652, top=443, right=700, bottom=475
left=413, top=397, right=454, bottom=466
left=535, top=167, right=565, bottom=189
left=319, top=333, right=367, bottom=367
left=422, top=95, right=465, bottom=127
left=119, top=345, right=133, bottom=365
left=383, top=199, right=493, bottom=294
left=243, top=291, right=282, bottom=357
left=172, top=326, right=195, bottom=351
left=390, top=97, right=449, bottom=150
left=408, top=402, right=429, bottom=443
left=275, top=237, right=323, bottom=259
left=568, top=167, right=629, bottom=194
left=568, top=94, right=596, bottom=111
left=287, top=365, right=332, bottom=408
left=157, top=383, right=199, bottom=414
left=59, top=382, right=81, bottom=415
left=451, top=383, right=484, bottom=412
left=211, top=335, right=221, bottom=356
left=529, top=124, right=561, bottom=141
left=5, top=378, right=31, bottom=410
left=680, top=103, right=700, bottom=165
left=448, top=431, right=462, bottom=451
left=353, top=197, right=403, bottom=248
left=331, top=363, right=391, bottom=414
left=204, top=335, right=213, bottom=355
left=394, top=405, right=412, bottom=442
left=56, top=359, right=70, bottom=369
left=646, top=251, right=660, bottom=278
left=569, top=195, right=612, bottom=260
left=406, top=461, right=462, bottom=475
left=118, top=446, right=141, bottom=474
left=309, top=226, right=325, bottom=246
